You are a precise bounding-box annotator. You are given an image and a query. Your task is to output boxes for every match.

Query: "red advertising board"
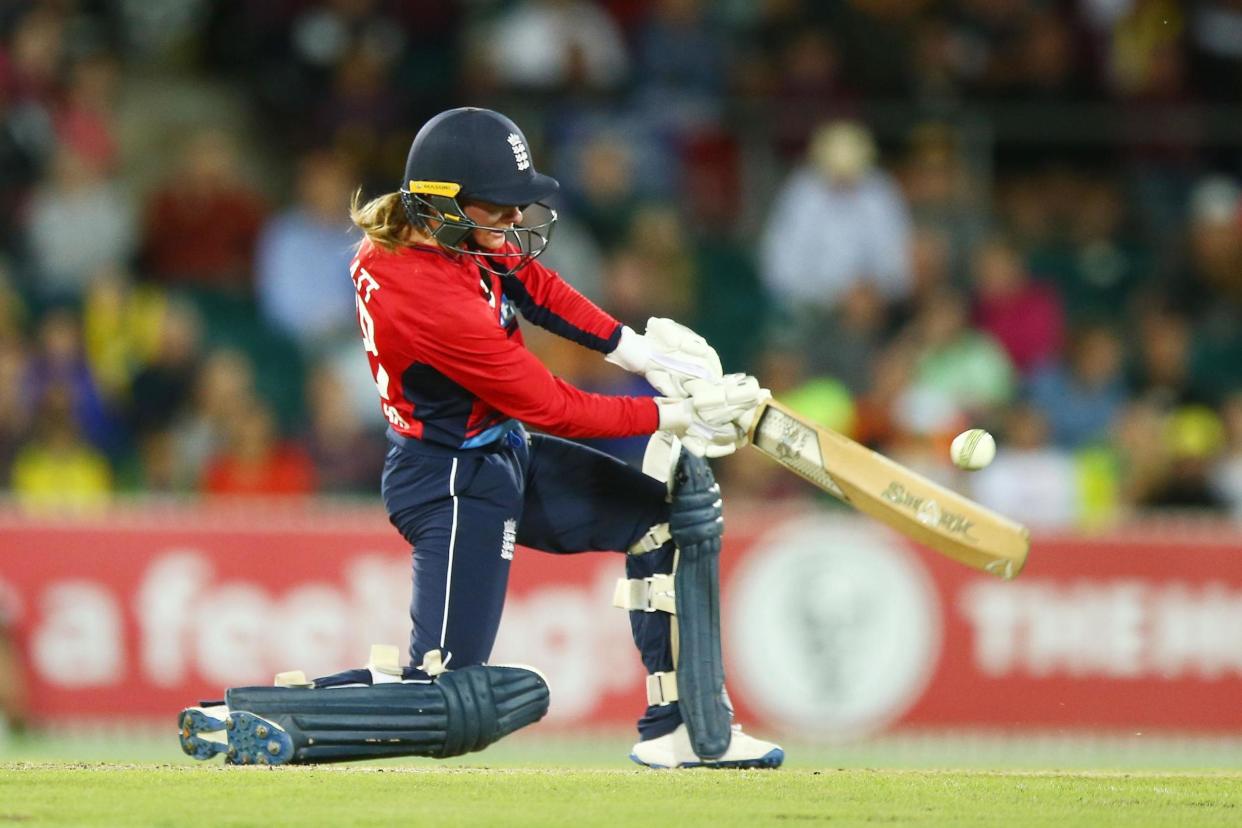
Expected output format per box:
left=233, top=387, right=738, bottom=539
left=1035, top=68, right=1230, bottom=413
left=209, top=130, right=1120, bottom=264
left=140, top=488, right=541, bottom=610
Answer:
left=3, top=502, right=1242, bottom=738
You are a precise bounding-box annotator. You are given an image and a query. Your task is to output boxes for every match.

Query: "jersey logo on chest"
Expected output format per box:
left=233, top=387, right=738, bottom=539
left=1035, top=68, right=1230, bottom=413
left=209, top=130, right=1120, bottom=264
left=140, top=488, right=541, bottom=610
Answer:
left=480, top=274, right=517, bottom=329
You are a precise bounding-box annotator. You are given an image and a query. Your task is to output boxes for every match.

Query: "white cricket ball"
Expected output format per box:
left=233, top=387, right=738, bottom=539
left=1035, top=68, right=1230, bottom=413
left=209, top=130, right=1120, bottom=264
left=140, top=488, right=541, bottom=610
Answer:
left=950, top=428, right=996, bottom=470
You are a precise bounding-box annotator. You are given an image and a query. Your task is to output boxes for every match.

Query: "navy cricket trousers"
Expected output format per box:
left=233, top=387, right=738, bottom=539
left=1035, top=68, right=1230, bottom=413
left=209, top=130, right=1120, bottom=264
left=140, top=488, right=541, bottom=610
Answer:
left=382, top=427, right=681, bottom=739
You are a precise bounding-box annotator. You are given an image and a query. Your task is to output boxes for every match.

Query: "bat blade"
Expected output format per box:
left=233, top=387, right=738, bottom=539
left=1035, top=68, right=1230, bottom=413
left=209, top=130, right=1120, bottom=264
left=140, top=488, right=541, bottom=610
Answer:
left=748, top=400, right=1029, bottom=579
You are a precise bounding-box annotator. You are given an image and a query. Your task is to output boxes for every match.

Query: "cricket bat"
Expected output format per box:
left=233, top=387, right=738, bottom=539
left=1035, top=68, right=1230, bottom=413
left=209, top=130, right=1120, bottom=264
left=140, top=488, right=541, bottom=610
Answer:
left=746, top=399, right=1030, bottom=580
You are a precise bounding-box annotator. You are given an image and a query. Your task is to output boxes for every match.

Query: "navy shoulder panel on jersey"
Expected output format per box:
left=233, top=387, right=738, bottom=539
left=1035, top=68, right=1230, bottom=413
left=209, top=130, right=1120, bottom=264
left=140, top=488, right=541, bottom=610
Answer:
left=500, top=272, right=620, bottom=352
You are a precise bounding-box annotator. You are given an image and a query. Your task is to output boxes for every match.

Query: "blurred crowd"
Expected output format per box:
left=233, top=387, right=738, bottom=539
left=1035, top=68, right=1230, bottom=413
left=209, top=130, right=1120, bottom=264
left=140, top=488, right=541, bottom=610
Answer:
left=1, top=0, right=1241, bottom=529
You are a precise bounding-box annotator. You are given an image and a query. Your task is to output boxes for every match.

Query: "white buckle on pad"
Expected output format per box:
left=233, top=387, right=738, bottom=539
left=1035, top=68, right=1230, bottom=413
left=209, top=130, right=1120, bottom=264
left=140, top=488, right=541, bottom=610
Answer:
left=646, top=671, right=679, bottom=706
left=612, top=574, right=676, bottom=614
left=629, top=523, right=671, bottom=555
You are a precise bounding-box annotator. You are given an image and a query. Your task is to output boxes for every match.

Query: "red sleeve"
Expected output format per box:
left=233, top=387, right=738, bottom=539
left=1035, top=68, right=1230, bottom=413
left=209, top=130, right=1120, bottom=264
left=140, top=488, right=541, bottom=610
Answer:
left=410, top=278, right=658, bottom=439
left=501, top=255, right=624, bottom=353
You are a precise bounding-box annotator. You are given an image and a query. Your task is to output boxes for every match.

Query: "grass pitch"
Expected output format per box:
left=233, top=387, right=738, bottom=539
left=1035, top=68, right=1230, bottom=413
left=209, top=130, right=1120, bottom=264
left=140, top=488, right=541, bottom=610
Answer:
left=1, top=763, right=1240, bottom=827
left=3, top=731, right=1241, bottom=826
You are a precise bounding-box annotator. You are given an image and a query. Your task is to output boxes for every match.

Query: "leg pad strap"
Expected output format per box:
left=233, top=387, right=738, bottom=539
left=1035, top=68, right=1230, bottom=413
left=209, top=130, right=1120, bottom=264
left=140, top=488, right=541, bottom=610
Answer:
left=646, top=671, right=679, bottom=706
left=613, top=574, right=676, bottom=614
left=629, top=523, right=672, bottom=555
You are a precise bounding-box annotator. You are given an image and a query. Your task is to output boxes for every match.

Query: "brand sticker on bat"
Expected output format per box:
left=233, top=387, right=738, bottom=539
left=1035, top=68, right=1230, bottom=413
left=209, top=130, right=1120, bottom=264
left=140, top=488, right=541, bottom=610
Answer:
left=880, top=482, right=976, bottom=539
left=755, top=408, right=846, bottom=499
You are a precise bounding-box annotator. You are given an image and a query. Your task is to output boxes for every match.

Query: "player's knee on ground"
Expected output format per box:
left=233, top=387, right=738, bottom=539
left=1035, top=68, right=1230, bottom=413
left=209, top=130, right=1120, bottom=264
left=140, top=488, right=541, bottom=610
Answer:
left=210, top=664, right=548, bottom=764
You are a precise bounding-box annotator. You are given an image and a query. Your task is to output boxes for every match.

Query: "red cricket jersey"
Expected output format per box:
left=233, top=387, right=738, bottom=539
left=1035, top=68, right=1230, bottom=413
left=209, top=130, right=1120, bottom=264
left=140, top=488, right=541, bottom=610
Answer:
left=349, top=238, right=659, bottom=448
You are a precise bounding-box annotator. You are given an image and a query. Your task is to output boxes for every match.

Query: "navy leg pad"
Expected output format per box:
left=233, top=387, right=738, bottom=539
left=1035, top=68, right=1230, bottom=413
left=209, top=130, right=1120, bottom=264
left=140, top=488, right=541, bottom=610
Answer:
left=669, top=451, right=732, bottom=760
left=223, top=664, right=549, bottom=763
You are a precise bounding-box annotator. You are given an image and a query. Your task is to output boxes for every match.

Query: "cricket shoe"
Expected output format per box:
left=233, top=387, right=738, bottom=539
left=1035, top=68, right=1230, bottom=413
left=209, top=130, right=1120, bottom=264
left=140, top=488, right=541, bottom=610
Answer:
left=177, top=705, right=294, bottom=766
left=630, top=723, right=784, bottom=769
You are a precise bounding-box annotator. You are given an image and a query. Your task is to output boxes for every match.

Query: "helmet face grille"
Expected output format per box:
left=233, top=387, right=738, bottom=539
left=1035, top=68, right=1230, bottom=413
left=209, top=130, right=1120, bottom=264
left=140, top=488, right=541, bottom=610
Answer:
left=399, top=190, right=558, bottom=276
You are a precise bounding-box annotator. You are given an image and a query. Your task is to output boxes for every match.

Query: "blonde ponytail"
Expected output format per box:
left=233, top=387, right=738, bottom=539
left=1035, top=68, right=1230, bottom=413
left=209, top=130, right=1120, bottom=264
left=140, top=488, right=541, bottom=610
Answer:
left=350, top=189, right=418, bottom=250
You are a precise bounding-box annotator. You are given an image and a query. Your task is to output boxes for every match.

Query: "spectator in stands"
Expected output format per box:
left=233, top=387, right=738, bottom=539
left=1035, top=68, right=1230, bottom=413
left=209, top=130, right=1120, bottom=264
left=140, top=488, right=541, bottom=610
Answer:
left=1188, top=0, right=1242, bottom=100
left=1165, top=177, right=1242, bottom=402
left=997, top=172, right=1057, bottom=256
left=898, top=123, right=987, bottom=284
left=631, top=0, right=727, bottom=132
left=172, top=348, right=256, bottom=489
left=256, top=149, right=358, bottom=354
left=0, top=0, right=1238, bottom=521
left=141, top=129, right=266, bottom=293
left=303, top=364, right=382, bottom=495
left=1028, top=177, right=1154, bottom=324
left=803, top=281, right=893, bottom=396
left=949, top=0, right=1040, bottom=98
left=760, top=120, right=912, bottom=316
left=600, top=204, right=699, bottom=328
left=1, top=4, right=64, bottom=105
left=1141, top=404, right=1229, bottom=511
left=1212, top=391, right=1242, bottom=517
left=1087, top=0, right=1180, bottom=97
left=25, top=307, right=119, bottom=455
left=478, top=0, right=630, bottom=94
left=907, top=13, right=967, bottom=105
left=1175, top=176, right=1242, bottom=318
left=0, top=96, right=53, bottom=258
left=80, top=271, right=164, bottom=404
left=1127, top=306, right=1198, bottom=408
left=128, top=300, right=204, bottom=491
left=11, top=383, right=111, bottom=511
left=687, top=204, right=768, bottom=376
left=852, top=339, right=918, bottom=449
left=970, top=403, right=1079, bottom=529
left=898, top=290, right=1015, bottom=422
left=1112, top=399, right=1173, bottom=514
left=0, top=338, right=30, bottom=483
left=972, top=235, right=1065, bottom=376
left=312, top=46, right=404, bottom=164
left=1110, top=4, right=1201, bottom=248
left=905, top=225, right=954, bottom=309
left=24, top=145, right=136, bottom=302
left=822, top=0, right=927, bottom=96
left=1014, top=9, right=1079, bottom=100
left=55, top=52, right=121, bottom=174
left=567, top=132, right=642, bottom=254
left=767, top=31, right=856, bottom=158
left=201, top=396, right=315, bottom=496
left=289, top=0, right=407, bottom=80
left=1027, top=324, right=1127, bottom=449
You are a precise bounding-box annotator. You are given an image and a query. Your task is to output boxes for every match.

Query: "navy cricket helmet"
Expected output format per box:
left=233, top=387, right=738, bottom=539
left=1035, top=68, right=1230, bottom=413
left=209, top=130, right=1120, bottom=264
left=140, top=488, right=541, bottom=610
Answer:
left=400, top=107, right=559, bottom=274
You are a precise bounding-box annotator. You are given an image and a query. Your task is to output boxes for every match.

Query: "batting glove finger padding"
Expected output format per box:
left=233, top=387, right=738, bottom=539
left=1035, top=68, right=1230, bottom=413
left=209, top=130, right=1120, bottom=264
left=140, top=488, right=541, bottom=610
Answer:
left=682, top=374, right=765, bottom=426
left=605, top=318, right=723, bottom=397
left=654, top=398, right=742, bottom=458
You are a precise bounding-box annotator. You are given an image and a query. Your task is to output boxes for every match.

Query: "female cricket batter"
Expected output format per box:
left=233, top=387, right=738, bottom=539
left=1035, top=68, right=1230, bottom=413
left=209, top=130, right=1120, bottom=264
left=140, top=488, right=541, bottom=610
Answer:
left=350, top=107, right=783, bottom=768
left=179, top=107, right=782, bottom=769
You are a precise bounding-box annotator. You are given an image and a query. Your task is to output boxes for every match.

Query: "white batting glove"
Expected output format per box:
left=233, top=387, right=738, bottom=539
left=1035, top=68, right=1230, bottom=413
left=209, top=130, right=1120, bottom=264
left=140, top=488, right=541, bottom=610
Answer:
left=655, top=374, right=768, bottom=458
left=606, top=318, right=723, bottom=397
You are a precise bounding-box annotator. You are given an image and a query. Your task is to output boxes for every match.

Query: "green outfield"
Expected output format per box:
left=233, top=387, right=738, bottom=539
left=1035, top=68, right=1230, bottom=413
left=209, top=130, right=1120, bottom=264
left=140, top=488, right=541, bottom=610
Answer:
left=2, top=763, right=1240, bottom=827
left=3, top=730, right=1242, bottom=826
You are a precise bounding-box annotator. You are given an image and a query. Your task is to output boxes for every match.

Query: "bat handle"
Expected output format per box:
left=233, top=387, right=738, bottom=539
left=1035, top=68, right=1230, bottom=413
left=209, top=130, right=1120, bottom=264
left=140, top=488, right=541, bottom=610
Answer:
left=744, top=400, right=771, bottom=444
